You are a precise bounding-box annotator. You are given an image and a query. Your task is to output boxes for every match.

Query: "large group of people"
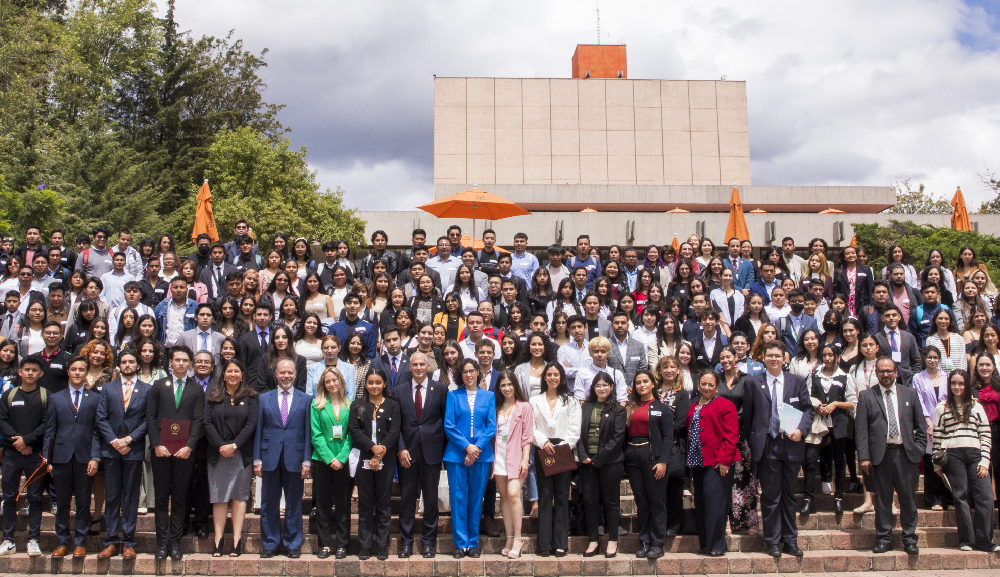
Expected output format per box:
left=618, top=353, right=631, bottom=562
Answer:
left=0, top=222, right=997, bottom=561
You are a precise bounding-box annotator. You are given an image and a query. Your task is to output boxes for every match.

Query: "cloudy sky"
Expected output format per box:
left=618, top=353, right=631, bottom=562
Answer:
left=163, top=0, right=1000, bottom=211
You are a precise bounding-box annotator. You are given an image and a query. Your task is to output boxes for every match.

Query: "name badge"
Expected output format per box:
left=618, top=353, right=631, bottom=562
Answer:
left=650, top=410, right=662, bottom=417
left=545, top=417, right=557, bottom=432
left=185, top=313, right=195, bottom=318
left=11, top=401, right=23, bottom=406
left=499, top=422, right=510, bottom=441
left=332, top=425, right=343, bottom=439
left=155, top=288, right=164, bottom=293
left=630, top=356, right=641, bottom=361
left=891, top=351, right=901, bottom=363
left=858, top=272, right=867, bottom=277
left=50, top=364, right=62, bottom=369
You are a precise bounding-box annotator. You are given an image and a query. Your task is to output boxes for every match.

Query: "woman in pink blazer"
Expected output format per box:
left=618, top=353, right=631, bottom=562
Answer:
left=493, top=369, right=534, bottom=559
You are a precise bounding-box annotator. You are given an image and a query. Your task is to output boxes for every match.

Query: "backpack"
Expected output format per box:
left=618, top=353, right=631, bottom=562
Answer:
left=6, top=386, right=47, bottom=409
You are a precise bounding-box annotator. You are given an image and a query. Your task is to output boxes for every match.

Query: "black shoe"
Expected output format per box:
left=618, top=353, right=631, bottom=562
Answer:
left=309, top=508, right=317, bottom=519
left=635, top=543, right=648, bottom=559
left=452, top=548, right=465, bottom=559
left=467, top=547, right=480, bottom=558
left=376, top=548, right=388, bottom=561
left=317, top=548, right=331, bottom=559
left=583, top=543, right=599, bottom=557
left=358, top=548, right=370, bottom=560
left=169, top=545, right=183, bottom=561
left=848, top=479, right=864, bottom=494
left=872, top=542, right=891, bottom=554
left=646, top=547, right=664, bottom=559
left=698, top=548, right=708, bottom=556
left=155, top=543, right=169, bottom=560
left=260, top=549, right=276, bottom=559
left=196, top=528, right=209, bottom=540
left=766, top=545, right=782, bottom=558
left=422, top=545, right=435, bottom=558
left=834, top=499, right=844, bottom=514
left=287, top=549, right=300, bottom=559
left=398, top=544, right=412, bottom=558
left=212, top=539, right=224, bottom=557
left=665, top=527, right=679, bottom=537
left=335, top=548, right=347, bottom=559
left=783, top=543, right=803, bottom=557
left=799, top=499, right=813, bottom=516
left=536, top=549, right=550, bottom=557
left=230, top=538, right=243, bottom=557
left=709, top=550, right=725, bottom=557
left=904, top=544, right=919, bottom=555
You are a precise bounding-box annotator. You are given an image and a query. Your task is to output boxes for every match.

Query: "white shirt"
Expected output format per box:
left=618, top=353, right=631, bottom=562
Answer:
left=557, top=340, right=591, bottom=382
left=573, top=362, right=628, bottom=403
left=879, top=384, right=903, bottom=444
left=529, top=393, right=582, bottom=448
left=108, top=302, right=154, bottom=342
left=411, top=377, right=428, bottom=412
left=459, top=335, right=500, bottom=360
left=254, top=386, right=311, bottom=467
left=633, top=326, right=657, bottom=348
left=767, top=371, right=786, bottom=432
left=702, top=331, right=718, bottom=360
left=99, top=270, right=136, bottom=308
left=612, top=334, right=629, bottom=362
left=765, top=303, right=791, bottom=320
left=164, top=300, right=188, bottom=346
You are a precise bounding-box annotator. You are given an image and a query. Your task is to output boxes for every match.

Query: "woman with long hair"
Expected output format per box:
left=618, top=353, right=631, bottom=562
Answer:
left=971, top=268, right=997, bottom=312
left=654, top=356, right=691, bottom=536
left=446, top=265, right=482, bottom=315
left=546, top=278, right=582, bottom=320
left=701, top=256, right=726, bottom=293
left=802, top=343, right=851, bottom=514
left=67, top=270, right=86, bottom=312
left=667, top=259, right=695, bottom=303
left=933, top=369, right=999, bottom=552
left=733, top=293, right=769, bottom=345
left=258, top=249, right=284, bottom=291
left=274, top=296, right=301, bottom=334
left=837, top=318, right=863, bottom=371
left=135, top=340, right=166, bottom=383
left=499, top=335, right=521, bottom=370
left=548, top=310, right=571, bottom=347
left=365, top=272, right=392, bottom=318
left=615, top=293, right=639, bottom=331
left=881, top=244, right=918, bottom=288
left=503, top=302, right=529, bottom=343
left=290, top=238, right=314, bottom=279
left=961, top=306, right=989, bottom=347
left=676, top=342, right=696, bottom=392
left=667, top=242, right=698, bottom=277
left=406, top=275, right=444, bottom=327
left=801, top=252, right=833, bottom=300
left=648, top=312, right=688, bottom=367
left=602, top=260, right=629, bottom=303
left=204, top=359, right=258, bottom=557
left=640, top=244, right=671, bottom=287
left=433, top=339, right=464, bottom=390
left=633, top=269, right=655, bottom=314
left=971, top=352, right=1000, bottom=506
left=972, top=325, right=1000, bottom=368
left=748, top=322, right=779, bottom=363
left=513, top=332, right=554, bottom=399
left=113, top=307, right=139, bottom=351
left=337, top=332, right=369, bottom=402
left=576, top=371, right=627, bottom=557
left=761, top=247, right=790, bottom=281
left=257, top=325, right=307, bottom=392
left=695, top=238, right=716, bottom=271
left=846, top=332, right=881, bottom=513
left=0, top=339, right=20, bottom=392
left=913, top=345, right=952, bottom=511
left=788, top=328, right=822, bottom=377
left=266, top=272, right=297, bottom=316
left=926, top=309, right=967, bottom=372
left=300, top=272, right=336, bottom=321
left=925, top=248, right=958, bottom=302
left=238, top=296, right=257, bottom=327
left=646, top=283, right=667, bottom=315
left=155, top=234, right=176, bottom=264
left=833, top=246, right=873, bottom=318
left=955, top=246, right=997, bottom=295
left=16, top=300, right=46, bottom=357
left=433, top=292, right=467, bottom=342
left=214, top=297, right=249, bottom=341
left=528, top=266, right=554, bottom=314
left=715, top=347, right=759, bottom=531
left=241, top=269, right=265, bottom=304
left=493, top=370, right=533, bottom=559
left=921, top=265, right=954, bottom=307
left=709, top=267, right=744, bottom=331
left=293, top=313, right=325, bottom=367
left=955, top=280, right=990, bottom=334
left=310, top=366, right=354, bottom=559
left=0, top=256, right=21, bottom=289
left=592, top=276, right=615, bottom=319
left=179, top=260, right=208, bottom=303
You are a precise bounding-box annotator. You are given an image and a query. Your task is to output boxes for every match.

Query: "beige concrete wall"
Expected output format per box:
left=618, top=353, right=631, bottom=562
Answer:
left=434, top=78, right=751, bottom=187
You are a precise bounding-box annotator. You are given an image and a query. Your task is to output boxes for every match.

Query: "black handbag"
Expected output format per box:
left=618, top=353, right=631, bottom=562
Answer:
left=667, top=440, right=688, bottom=479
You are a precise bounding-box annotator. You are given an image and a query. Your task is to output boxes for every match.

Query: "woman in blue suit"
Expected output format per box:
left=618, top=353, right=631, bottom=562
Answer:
left=444, top=358, right=497, bottom=558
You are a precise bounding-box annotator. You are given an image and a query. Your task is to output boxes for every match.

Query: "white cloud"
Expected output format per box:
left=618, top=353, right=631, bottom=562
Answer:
left=162, top=0, right=1000, bottom=209
left=311, top=159, right=432, bottom=211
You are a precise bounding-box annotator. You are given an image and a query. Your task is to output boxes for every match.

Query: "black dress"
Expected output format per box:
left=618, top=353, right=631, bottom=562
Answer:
left=716, top=372, right=758, bottom=532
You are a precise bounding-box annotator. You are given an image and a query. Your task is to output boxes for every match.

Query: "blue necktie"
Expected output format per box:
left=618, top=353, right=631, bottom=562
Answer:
left=769, top=378, right=780, bottom=438
left=73, top=390, right=80, bottom=411
left=889, top=331, right=898, bottom=352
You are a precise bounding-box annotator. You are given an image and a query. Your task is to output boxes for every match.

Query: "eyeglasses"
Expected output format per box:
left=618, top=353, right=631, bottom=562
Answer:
left=462, top=369, right=479, bottom=375
left=876, top=369, right=895, bottom=374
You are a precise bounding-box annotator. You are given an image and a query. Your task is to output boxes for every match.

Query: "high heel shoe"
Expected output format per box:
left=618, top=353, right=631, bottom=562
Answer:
left=605, top=541, right=618, bottom=558
left=507, top=538, right=523, bottom=559
left=212, top=539, right=224, bottom=557
left=229, top=538, right=243, bottom=557
left=583, top=542, right=599, bottom=557
left=501, top=535, right=513, bottom=557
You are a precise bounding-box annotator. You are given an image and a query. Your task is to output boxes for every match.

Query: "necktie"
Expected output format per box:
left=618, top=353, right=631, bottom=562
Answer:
left=123, top=381, right=133, bottom=410
left=885, top=389, right=899, bottom=440
left=889, top=331, right=898, bottom=352
left=216, top=266, right=223, bottom=290
left=259, top=330, right=267, bottom=347
left=200, top=332, right=209, bottom=352
left=280, top=390, right=289, bottom=427
left=73, top=389, right=80, bottom=411
left=174, top=378, right=184, bottom=408
left=769, top=377, right=780, bottom=438
left=414, top=384, right=423, bottom=422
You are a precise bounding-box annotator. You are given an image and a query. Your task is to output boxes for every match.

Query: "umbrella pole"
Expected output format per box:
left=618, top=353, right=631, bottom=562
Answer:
left=472, top=206, right=476, bottom=245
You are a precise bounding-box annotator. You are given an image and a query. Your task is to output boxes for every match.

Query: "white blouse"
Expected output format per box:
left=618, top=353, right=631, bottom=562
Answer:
left=529, top=393, right=582, bottom=450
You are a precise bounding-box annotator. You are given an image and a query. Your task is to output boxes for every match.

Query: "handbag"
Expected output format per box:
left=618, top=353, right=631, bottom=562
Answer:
left=931, top=448, right=948, bottom=469
left=667, top=440, right=687, bottom=479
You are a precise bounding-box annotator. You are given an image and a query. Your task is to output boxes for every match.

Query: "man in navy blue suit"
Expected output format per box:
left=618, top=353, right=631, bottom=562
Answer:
left=95, top=350, right=149, bottom=560
left=369, top=326, right=411, bottom=388
left=743, top=341, right=814, bottom=559
left=43, top=356, right=101, bottom=558
left=723, top=237, right=755, bottom=294
left=254, top=358, right=312, bottom=558
left=777, top=289, right=819, bottom=357
left=394, top=352, right=448, bottom=558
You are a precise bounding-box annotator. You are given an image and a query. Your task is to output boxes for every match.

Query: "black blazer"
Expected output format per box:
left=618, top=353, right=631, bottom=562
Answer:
left=854, top=384, right=926, bottom=466
left=393, top=378, right=448, bottom=464
left=575, top=402, right=626, bottom=467
left=204, top=393, right=259, bottom=467
left=692, top=333, right=729, bottom=372
left=370, top=353, right=411, bottom=389
left=42, top=387, right=102, bottom=464
left=742, top=372, right=815, bottom=463
left=630, top=399, right=674, bottom=465
left=146, top=376, right=206, bottom=451
left=833, top=265, right=874, bottom=312
left=809, top=373, right=850, bottom=439
left=96, top=378, right=151, bottom=461
left=237, top=328, right=270, bottom=376
left=254, top=355, right=307, bottom=393
left=348, top=396, right=401, bottom=460
left=732, top=316, right=761, bottom=345
left=873, top=331, right=922, bottom=386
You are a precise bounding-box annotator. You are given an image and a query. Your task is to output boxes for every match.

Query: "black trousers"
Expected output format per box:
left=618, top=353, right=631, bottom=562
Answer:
left=871, top=446, right=918, bottom=546
left=665, top=475, right=686, bottom=533
left=534, top=447, right=571, bottom=552
left=481, top=478, right=497, bottom=519
left=52, top=460, right=94, bottom=547
left=758, top=436, right=800, bottom=546
left=187, top=450, right=210, bottom=531
left=922, top=454, right=954, bottom=509
left=803, top=437, right=847, bottom=500
left=355, top=455, right=395, bottom=550
left=624, top=442, right=667, bottom=548
left=942, top=447, right=994, bottom=550
left=103, top=457, right=143, bottom=548
left=1, top=450, right=43, bottom=542
left=845, top=437, right=859, bottom=482
left=397, top=447, right=441, bottom=548
left=693, top=465, right=733, bottom=554
left=152, top=455, right=195, bottom=545
left=580, top=461, right=624, bottom=542
left=311, top=459, right=353, bottom=550
left=992, top=421, right=1000, bottom=512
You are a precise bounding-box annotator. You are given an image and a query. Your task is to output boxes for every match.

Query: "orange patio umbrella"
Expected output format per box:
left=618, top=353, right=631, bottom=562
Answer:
left=818, top=208, right=845, bottom=214
left=723, top=186, right=750, bottom=242
left=951, top=187, right=971, bottom=231
left=191, top=180, right=220, bottom=243
left=666, top=207, right=689, bottom=213
left=417, top=187, right=530, bottom=240
left=429, top=234, right=510, bottom=255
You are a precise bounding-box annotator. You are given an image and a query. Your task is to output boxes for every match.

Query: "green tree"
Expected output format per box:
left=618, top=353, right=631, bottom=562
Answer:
left=977, top=166, right=1000, bottom=214
left=0, top=174, right=66, bottom=237
left=882, top=177, right=952, bottom=215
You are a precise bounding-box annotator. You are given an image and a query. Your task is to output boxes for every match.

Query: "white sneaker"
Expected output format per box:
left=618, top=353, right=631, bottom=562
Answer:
left=0, top=540, right=15, bottom=555
left=27, top=539, right=41, bottom=557
left=137, top=507, right=147, bottom=514
left=821, top=482, right=833, bottom=495
left=50, top=503, right=57, bottom=515
left=960, top=544, right=973, bottom=551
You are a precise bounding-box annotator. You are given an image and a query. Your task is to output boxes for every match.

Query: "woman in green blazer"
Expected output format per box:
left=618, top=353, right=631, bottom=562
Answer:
left=310, top=366, right=353, bottom=559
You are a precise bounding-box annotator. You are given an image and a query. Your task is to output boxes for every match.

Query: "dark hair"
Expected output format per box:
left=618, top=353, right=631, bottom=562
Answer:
left=795, top=328, right=822, bottom=361
left=520, top=332, right=556, bottom=365
left=168, top=344, right=193, bottom=363
left=267, top=325, right=298, bottom=370
left=114, top=307, right=140, bottom=348
left=494, top=369, right=528, bottom=409
left=540, top=362, right=572, bottom=402
left=945, top=369, right=973, bottom=423
left=20, top=354, right=44, bottom=370
left=208, top=359, right=258, bottom=404
left=499, top=334, right=522, bottom=368
left=339, top=332, right=367, bottom=362
left=585, top=371, right=618, bottom=405
left=971, top=353, right=1000, bottom=394
left=294, top=312, right=324, bottom=341
left=363, top=367, right=397, bottom=401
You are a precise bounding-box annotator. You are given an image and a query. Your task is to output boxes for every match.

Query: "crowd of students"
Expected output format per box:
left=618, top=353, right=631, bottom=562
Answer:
left=0, top=221, right=997, bottom=561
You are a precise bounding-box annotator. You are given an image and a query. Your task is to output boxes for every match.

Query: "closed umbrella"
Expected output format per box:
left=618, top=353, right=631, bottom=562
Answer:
left=724, top=186, right=750, bottom=241
left=191, top=180, right=220, bottom=243
left=951, top=187, right=971, bottom=231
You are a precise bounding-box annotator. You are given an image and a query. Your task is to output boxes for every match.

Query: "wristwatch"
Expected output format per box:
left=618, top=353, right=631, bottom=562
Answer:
left=125, top=436, right=133, bottom=444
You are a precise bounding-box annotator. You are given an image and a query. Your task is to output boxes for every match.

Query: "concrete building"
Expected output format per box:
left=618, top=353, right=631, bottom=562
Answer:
left=357, top=45, right=988, bottom=250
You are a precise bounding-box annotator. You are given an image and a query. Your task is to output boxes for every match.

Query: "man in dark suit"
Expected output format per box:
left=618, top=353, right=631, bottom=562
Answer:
left=198, top=242, right=240, bottom=301
left=238, top=303, right=273, bottom=378
left=393, top=351, right=448, bottom=558
left=42, top=356, right=102, bottom=558
left=146, top=345, right=205, bottom=561
left=693, top=310, right=729, bottom=371
left=95, top=350, right=149, bottom=560
left=855, top=357, right=926, bottom=555
left=608, top=311, right=649, bottom=387
left=873, top=305, right=922, bottom=386
left=368, top=326, right=411, bottom=388
left=742, top=340, right=814, bottom=558
left=254, top=358, right=312, bottom=558
left=495, top=254, right=528, bottom=301
left=186, top=351, right=219, bottom=538
left=180, top=304, right=227, bottom=365
left=777, top=289, right=819, bottom=357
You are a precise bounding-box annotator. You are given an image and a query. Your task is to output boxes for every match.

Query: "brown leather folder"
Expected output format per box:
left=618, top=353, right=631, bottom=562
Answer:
left=539, top=443, right=577, bottom=476
left=161, top=419, right=191, bottom=454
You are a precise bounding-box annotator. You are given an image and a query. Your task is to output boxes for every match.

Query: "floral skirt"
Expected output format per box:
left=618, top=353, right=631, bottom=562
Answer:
left=729, top=438, right=759, bottom=531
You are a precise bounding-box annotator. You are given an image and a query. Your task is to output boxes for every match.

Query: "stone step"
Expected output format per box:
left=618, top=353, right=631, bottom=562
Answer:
left=0, top=547, right=996, bottom=575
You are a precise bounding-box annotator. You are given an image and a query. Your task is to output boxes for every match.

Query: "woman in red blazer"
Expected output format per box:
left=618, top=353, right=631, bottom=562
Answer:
left=686, top=370, right=741, bottom=557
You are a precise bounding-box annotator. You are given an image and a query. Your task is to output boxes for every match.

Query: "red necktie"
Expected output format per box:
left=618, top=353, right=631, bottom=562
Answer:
left=415, top=384, right=423, bottom=422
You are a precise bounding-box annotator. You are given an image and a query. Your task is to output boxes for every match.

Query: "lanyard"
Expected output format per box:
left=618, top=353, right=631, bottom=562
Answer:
left=370, top=398, right=383, bottom=441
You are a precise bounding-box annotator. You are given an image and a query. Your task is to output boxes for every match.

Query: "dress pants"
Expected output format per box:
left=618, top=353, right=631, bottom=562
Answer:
left=803, top=438, right=847, bottom=500
left=871, top=445, right=918, bottom=547
left=397, top=446, right=441, bottom=549
left=187, top=442, right=210, bottom=532
left=481, top=477, right=497, bottom=519
left=580, top=461, right=624, bottom=542
left=757, top=436, right=800, bottom=546
left=52, top=461, right=94, bottom=547
left=355, top=454, right=396, bottom=550
left=624, top=443, right=667, bottom=549
left=311, top=460, right=353, bottom=550
left=693, top=465, right=734, bottom=554
left=151, top=455, right=195, bottom=546
left=445, top=461, right=490, bottom=550
left=103, top=457, right=143, bottom=548
left=921, top=454, right=953, bottom=509
left=535, top=450, right=572, bottom=552
left=138, top=442, right=155, bottom=509
left=941, top=447, right=994, bottom=550
left=2, top=451, right=44, bottom=542
left=665, top=475, right=686, bottom=533
left=260, top=458, right=305, bottom=551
